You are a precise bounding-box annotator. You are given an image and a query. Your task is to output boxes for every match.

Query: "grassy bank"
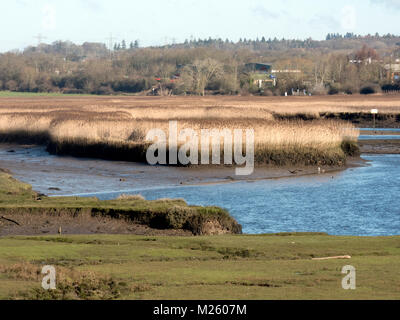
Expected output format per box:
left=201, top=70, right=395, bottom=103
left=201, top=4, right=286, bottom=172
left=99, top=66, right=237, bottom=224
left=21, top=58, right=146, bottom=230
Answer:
left=0, top=96, right=360, bottom=166
left=0, top=233, right=399, bottom=300
left=0, top=169, right=241, bottom=236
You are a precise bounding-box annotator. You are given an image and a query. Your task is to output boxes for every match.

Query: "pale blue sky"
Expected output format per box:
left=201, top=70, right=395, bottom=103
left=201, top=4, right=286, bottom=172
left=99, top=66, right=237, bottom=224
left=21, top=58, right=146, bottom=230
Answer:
left=1, top=0, right=399, bottom=52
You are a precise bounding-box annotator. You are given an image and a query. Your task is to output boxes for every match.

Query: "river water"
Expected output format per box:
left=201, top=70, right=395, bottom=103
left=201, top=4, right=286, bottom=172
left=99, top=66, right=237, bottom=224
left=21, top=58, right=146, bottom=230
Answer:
left=0, top=143, right=399, bottom=236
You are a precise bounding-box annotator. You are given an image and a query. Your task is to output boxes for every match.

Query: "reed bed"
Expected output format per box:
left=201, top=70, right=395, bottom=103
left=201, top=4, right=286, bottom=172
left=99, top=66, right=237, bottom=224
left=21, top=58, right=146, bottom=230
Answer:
left=0, top=96, right=361, bottom=166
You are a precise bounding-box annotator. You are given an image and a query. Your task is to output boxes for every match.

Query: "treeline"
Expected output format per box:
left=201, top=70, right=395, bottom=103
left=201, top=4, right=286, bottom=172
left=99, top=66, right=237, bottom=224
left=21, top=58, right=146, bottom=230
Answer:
left=326, top=32, right=399, bottom=40
left=0, top=35, right=399, bottom=96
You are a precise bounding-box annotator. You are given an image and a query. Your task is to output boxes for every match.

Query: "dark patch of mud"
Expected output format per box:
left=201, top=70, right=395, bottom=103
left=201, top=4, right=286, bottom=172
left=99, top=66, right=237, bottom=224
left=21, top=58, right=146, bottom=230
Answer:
left=359, top=139, right=400, bottom=154
left=0, top=212, right=193, bottom=237
left=274, top=112, right=400, bottom=128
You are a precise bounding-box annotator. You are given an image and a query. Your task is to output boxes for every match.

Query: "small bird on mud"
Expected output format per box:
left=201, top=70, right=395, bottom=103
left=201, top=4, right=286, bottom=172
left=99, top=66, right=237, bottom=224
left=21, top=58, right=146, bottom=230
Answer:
left=58, top=226, right=62, bottom=235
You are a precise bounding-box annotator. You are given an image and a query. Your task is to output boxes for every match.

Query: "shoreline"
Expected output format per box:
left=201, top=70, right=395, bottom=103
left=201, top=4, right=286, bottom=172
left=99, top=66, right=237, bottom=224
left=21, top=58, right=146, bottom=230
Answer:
left=359, top=139, right=400, bottom=154
left=0, top=142, right=368, bottom=238
left=0, top=167, right=242, bottom=237
left=0, top=142, right=363, bottom=197
left=0, top=146, right=396, bottom=238
left=178, top=156, right=366, bottom=187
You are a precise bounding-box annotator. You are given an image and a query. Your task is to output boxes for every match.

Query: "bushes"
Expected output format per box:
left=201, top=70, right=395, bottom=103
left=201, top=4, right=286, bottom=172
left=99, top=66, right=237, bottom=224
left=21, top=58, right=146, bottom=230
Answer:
left=311, top=84, right=327, bottom=96
left=327, top=82, right=382, bottom=95
left=335, top=81, right=357, bottom=95
left=328, top=85, right=340, bottom=95
left=382, top=84, right=400, bottom=91
left=360, top=86, right=374, bottom=94
left=111, top=79, right=150, bottom=93
left=51, top=76, right=152, bottom=94
left=275, top=79, right=307, bottom=96
left=5, top=80, right=18, bottom=91
left=62, top=88, right=85, bottom=94
left=360, top=84, right=380, bottom=95
left=91, top=86, right=114, bottom=95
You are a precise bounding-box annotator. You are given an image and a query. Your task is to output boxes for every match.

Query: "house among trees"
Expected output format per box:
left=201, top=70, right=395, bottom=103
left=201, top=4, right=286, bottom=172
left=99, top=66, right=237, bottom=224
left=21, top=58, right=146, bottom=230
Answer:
left=384, top=63, right=400, bottom=83
left=349, top=45, right=380, bottom=64
left=244, top=63, right=272, bottom=73
left=244, top=63, right=276, bottom=88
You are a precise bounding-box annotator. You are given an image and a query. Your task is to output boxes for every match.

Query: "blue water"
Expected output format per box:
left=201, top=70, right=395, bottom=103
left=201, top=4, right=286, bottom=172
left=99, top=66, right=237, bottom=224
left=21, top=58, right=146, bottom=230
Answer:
left=359, top=128, right=400, bottom=140
left=359, top=135, right=400, bottom=140
left=360, top=128, right=400, bottom=132
left=1, top=144, right=399, bottom=236
left=92, top=155, right=400, bottom=236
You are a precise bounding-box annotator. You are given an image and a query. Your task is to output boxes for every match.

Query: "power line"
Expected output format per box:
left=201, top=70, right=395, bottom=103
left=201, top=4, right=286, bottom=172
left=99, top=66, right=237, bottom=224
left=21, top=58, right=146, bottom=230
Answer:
left=106, top=33, right=115, bottom=60
left=34, top=33, right=47, bottom=47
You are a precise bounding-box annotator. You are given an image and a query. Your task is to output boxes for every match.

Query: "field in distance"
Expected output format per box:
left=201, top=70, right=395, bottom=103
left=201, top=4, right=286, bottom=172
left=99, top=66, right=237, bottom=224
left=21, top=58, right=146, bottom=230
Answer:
left=1, top=93, right=400, bottom=113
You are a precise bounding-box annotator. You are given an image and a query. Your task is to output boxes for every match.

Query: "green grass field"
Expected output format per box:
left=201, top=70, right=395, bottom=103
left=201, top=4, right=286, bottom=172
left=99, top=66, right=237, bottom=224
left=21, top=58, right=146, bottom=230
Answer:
left=0, top=233, right=399, bottom=300
left=0, top=169, right=399, bottom=300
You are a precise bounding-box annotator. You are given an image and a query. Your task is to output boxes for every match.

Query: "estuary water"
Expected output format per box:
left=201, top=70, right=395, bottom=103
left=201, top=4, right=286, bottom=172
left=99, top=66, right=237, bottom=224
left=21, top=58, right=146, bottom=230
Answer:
left=0, top=144, right=399, bottom=236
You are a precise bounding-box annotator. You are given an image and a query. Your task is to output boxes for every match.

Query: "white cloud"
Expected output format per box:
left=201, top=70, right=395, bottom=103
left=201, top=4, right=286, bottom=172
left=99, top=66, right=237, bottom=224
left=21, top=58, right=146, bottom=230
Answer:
left=251, top=5, right=280, bottom=19
left=370, top=0, right=400, bottom=10
left=309, top=14, right=339, bottom=30
left=79, top=0, right=103, bottom=12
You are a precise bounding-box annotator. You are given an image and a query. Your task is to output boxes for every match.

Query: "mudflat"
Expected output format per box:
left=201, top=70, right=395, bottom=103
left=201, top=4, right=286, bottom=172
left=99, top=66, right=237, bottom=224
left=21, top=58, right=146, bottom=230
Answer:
left=359, top=140, right=400, bottom=154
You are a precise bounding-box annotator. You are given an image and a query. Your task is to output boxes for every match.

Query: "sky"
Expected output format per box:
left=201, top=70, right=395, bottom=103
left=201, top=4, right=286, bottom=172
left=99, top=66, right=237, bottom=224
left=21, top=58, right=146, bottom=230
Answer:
left=1, top=0, right=399, bottom=52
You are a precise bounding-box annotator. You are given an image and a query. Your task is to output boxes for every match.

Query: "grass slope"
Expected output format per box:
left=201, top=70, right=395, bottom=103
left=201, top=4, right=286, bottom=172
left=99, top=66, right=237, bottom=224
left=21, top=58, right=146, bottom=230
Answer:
left=0, top=170, right=399, bottom=300
left=0, top=170, right=241, bottom=235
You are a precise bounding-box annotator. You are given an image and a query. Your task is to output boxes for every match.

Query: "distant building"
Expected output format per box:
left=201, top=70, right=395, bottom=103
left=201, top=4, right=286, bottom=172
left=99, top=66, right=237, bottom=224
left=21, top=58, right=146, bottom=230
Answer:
left=384, top=64, right=400, bottom=72
left=244, top=63, right=275, bottom=87
left=349, top=58, right=373, bottom=65
left=244, top=63, right=272, bottom=73
left=384, top=64, right=400, bottom=82
left=271, top=69, right=301, bottom=74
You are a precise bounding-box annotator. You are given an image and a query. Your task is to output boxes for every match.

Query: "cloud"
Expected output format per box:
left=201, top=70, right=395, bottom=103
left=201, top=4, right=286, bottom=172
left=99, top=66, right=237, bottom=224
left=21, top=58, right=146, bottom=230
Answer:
left=309, top=14, right=339, bottom=30
left=251, top=5, right=280, bottom=19
left=78, top=0, right=103, bottom=12
left=370, top=0, right=400, bottom=10
left=15, top=0, right=28, bottom=6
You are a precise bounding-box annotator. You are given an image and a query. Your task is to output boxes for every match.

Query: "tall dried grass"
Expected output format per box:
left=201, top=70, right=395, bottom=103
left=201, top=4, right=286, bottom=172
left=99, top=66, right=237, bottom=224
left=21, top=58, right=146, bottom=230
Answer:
left=0, top=97, right=360, bottom=166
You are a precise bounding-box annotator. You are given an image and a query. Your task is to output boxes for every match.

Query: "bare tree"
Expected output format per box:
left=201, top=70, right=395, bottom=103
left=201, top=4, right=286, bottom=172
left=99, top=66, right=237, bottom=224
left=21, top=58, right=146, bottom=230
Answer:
left=186, top=58, right=224, bottom=96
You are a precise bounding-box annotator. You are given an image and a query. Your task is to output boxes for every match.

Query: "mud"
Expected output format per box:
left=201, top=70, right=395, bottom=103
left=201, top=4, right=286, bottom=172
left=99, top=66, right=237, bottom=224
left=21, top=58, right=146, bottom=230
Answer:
left=0, top=212, right=192, bottom=237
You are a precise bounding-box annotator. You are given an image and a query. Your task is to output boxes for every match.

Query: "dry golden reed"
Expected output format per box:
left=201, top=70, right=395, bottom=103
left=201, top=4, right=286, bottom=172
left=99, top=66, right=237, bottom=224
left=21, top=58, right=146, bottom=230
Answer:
left=0, top=96, right=362, bottom=165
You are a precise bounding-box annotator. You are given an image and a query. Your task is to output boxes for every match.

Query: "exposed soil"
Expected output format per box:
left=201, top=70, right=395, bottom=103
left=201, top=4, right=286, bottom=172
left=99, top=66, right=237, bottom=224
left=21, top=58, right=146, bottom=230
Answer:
left=0, top=143, right=362, bottom=197
left=319, top=112, right=400, bottom=128
left=0, top=212, right=193, bottom=237
left=359, top=140, right=400, bottom=154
